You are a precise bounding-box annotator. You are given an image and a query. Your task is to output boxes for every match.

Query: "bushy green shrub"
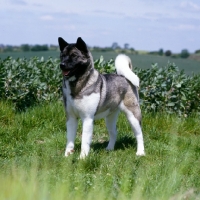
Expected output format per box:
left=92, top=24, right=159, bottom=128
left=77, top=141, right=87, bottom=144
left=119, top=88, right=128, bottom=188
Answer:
left=136, top=63, right=200, bottom=115
left=0, top=57, right=61, bottom=110
left=0, top=56, right=200, bottom=115
left=94, top=55, right=115, bottom=74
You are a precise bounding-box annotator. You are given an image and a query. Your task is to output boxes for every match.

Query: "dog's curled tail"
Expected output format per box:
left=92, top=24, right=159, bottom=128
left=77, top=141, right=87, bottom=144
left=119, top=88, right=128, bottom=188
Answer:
left=115, top=54, right=139, bottom=88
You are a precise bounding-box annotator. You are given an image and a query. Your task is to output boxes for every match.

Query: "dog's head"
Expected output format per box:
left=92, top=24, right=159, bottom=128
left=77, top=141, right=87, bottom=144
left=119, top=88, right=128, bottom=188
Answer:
left=58, top=37, right=92, bottom=79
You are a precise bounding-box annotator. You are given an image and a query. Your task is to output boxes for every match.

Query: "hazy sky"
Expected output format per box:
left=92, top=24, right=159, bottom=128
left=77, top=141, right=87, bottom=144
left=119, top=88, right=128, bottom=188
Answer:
left=1, top=0, right=200, bottom=53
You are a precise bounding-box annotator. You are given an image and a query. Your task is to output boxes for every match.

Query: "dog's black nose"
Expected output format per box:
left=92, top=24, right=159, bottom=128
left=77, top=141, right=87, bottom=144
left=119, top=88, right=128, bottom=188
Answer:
left=60, top=63, right=65, bottom=69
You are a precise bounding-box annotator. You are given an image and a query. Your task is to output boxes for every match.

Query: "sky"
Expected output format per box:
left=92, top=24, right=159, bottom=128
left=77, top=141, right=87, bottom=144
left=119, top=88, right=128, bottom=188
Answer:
left=0, top=0, right=200, bottom=53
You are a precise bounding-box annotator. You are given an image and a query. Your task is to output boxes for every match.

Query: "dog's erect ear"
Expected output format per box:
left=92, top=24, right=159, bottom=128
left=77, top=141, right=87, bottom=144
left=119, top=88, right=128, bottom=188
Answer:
left=58, top=37, right=68, bottom=51
left=76, top=37, right=88, bottom=53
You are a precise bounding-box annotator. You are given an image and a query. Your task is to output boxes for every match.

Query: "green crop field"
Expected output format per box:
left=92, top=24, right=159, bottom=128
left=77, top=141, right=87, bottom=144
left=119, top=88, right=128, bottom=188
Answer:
left=0, top=50, right=200, bottom=75
left=92, top=52, right=200, bottom=75
left=0, top=50, right=60, bottom=60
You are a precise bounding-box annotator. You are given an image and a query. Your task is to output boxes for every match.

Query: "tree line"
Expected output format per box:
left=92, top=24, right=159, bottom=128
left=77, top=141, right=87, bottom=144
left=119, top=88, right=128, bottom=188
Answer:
left=0, top=42, right=199, bottom=59
left=0, top=44, right=58, bottom=52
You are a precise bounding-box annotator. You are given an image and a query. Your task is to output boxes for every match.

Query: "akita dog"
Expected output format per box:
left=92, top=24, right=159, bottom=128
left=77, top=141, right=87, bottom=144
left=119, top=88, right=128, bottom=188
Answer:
left=58, top=37, right=145, bottom=159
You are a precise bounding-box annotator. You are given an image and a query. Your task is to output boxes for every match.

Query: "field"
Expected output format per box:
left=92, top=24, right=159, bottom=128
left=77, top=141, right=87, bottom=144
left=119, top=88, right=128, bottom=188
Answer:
left=0, top=101, right=200, bottom=200
left=0, top=51, right=200, bottom=199
left=0, top=50, right=200, bottom=75
left=0, top=50, right=60, bottom=60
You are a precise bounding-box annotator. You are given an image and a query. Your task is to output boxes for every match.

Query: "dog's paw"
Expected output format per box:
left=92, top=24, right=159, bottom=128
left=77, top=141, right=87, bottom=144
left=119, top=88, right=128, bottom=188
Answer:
left=106, top=146, right=114, bottom=151
left=79, top=152, right=87, bottom=159
left=64, top=149, right=75, bottom=157
left=106, top=143, right=115, bottom=151
left=136, top=151, right=145, bottom=156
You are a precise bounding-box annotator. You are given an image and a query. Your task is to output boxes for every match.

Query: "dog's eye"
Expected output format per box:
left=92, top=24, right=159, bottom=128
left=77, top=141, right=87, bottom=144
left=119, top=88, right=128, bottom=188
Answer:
left=70, top=53, right=78, bottom=58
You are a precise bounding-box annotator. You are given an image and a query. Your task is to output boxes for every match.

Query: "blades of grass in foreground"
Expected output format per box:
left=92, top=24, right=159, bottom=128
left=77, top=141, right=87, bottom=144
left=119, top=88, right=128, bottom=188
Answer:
left=0, top=101, right=200, bottom=200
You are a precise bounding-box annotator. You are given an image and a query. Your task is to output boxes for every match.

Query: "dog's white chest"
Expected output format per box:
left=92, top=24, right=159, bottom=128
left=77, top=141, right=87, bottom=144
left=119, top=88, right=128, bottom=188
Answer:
left=64, top=83, right=100, bottom=118
left=73, top=94, right=100, bottom=117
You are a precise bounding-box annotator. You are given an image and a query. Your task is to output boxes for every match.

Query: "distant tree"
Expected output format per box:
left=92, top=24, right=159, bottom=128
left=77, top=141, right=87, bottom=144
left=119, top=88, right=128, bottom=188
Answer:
left=0, top=44, right=5, bottom=52
left=130, top=47, right=135, bottom=53
left=158, top=48, right=163, bottom=56
left=165, top=50, right=172, bottom=57
left=195, top=49, right=200, bottom=54
left=49, top=44, right=59, bottom=51
left=21, top=44, right=30, bottom=51
left=111, top=42, right=119, bottom=50
left=31, top=45, right=40, bottom=51
left=180, top=49, right=190, bottom=58
left=4, top=45, right=13, bottom=52
left=31, top=44, right=48, bottom=51
left=41, top=45, right=48, bottom=51
left=124, top=43, right=129, bottom=49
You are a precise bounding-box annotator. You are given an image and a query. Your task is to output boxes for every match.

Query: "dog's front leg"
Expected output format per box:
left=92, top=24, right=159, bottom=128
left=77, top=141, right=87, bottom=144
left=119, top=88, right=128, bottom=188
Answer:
left=65, top=117, right=78, bottom=157
left=80, top=118, right=94, bottom=159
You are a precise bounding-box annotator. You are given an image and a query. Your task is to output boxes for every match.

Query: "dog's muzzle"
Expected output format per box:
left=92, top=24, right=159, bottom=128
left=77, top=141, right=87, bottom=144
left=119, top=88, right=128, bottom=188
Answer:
left=60, top=63, right=71, bottom=76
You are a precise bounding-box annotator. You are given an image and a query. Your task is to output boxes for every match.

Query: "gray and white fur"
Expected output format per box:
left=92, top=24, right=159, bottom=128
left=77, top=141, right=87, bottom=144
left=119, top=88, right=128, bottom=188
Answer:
left=58, top=37, right=145, bottom=159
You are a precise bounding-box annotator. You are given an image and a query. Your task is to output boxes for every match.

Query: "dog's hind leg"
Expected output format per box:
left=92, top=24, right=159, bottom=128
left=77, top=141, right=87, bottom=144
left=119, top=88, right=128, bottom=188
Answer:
left=65, top=117, right=78, bottom=157
left=128, top=114, right=145, bottom=156
left=120, top=102, right=145, bottom=156
left=105, top=110, right=120, bottom=150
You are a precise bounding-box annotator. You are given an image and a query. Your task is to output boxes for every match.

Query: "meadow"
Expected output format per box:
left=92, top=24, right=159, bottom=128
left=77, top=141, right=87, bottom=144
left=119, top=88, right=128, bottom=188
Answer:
left=0, top=101, right=200, bottom=200
left=0, top=50, right=200, bottom=75
left=0, top=52, right=200, bottom=199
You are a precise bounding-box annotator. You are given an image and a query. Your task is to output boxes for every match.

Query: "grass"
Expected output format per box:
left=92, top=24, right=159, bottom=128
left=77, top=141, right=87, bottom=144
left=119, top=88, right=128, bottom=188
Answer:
left=0, top=51, right=200, bottom=75
left=0, top=100, right=200, bottom=200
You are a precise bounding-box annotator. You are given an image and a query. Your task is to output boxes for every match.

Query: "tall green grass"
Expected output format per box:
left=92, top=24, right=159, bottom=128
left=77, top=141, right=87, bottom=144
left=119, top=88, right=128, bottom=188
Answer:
left=0, top=101, right=200, bottom=199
